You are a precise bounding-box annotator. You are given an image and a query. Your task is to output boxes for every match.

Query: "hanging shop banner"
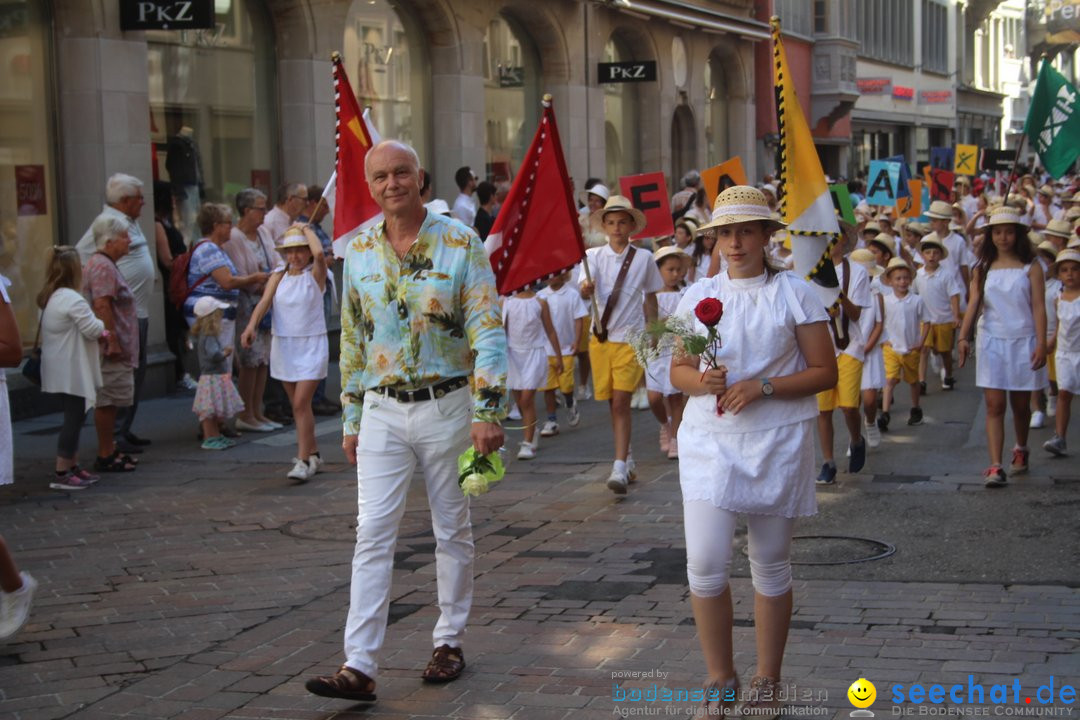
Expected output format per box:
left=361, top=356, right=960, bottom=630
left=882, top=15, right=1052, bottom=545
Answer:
left=618, top=172, right=673, bottom=239
left=598, top=61, right=658, bottom=84
left=1045, top=0, right=1080, bottom=44
left=119, top=0, right=215, bottom=30
left=701, top=157, right=749, bottom=207
left=856, top=78, right=893, bottom=95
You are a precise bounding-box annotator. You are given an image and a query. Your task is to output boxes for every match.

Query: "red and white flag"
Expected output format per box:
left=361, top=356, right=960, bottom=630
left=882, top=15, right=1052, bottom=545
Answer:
left=485, top=98, right=585, bottom=296
left=329, top=52, right=383, bottom=257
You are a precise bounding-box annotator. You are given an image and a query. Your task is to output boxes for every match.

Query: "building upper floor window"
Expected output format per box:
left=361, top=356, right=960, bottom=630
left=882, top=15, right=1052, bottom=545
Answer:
left=854, top=0, right=913, bottom=66
left=922, top=0, right=948, bottom=74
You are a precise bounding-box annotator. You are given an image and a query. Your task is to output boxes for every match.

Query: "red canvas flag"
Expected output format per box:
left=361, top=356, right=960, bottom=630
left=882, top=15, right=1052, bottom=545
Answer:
left=485, top=98, right=585, bottom=296
left=331, top=51, right=382, bottom=255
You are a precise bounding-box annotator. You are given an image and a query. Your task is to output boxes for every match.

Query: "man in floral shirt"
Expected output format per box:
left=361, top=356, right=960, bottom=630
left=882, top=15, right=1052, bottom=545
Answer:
left=306, top=140, right=507, bottom=704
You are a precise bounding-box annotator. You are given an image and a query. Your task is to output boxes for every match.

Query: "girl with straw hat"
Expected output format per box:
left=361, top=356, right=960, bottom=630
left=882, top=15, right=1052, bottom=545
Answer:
left=1043, top=248, right=1080, bottom=456
left=241, top=224, right=329, bottom=484
left=669, top=186, right=837, bottom=717
left=957, top=206, right=1048, bottom=487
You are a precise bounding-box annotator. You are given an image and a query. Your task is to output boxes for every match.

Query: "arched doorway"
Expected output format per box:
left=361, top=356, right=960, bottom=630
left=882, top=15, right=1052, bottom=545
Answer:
left=671, top=105, right=696, bottom=189
left=343, top=0, right=429, bottom=165
left=483, top=14, right=540, bottom=182
left=704, top=52, right=730, bottom=166
left=147, top=0, right=278, bottom=241
left=603, top=34, right=641, bottom=184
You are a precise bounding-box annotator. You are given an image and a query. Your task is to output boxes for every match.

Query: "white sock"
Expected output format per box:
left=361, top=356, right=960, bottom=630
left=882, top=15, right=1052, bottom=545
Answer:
left=613, top=459, right=627, bottom=475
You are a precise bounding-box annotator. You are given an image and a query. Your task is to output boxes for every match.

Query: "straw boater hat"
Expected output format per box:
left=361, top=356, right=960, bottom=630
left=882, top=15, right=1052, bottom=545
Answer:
left=868, top=233, right=895, bottom=257
left=653, top=245, right=690, bottom=265
left=849, top=248, right=883, bottom=277
left=590, top=194, right=647, bottom=234
left=861, top=220, right=882, bottom=236
left=1070, top=236, right=1080, bottom=249
left=696, top=186, right=787, bottom=235
left=883, top=257, right=913, bottom=278
left=905, top=221, right=929, bottom=236
left=919, top=232, right=949, bottom=259
left=924, top=200, right=954, bottom=220
left=1044, top=218, right=1073, bottom=239
left=1053, top=248, right=1080, bottom=270
left=276, top=226, right=311, bottom=252
left=1038, top=184, right=1054, bottom=197
left=674, top=216, right=699, bottom=235
left=1067, top=191, right=1080, bottom=204
left=1066, top=206, right=1080, bottom=221
left=1036, top=240, right=1059, bottom=262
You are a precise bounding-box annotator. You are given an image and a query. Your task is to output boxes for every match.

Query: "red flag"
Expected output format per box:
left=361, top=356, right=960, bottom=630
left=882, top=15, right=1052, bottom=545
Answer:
left=332, top=52, right=382, bottom=252
left=485, top=98, right=585, bottom=296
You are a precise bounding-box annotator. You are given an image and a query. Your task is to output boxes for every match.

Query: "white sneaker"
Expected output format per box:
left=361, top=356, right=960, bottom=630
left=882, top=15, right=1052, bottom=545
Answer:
left=287, top=458, right=312, bottom=483
left=659, top=423, right=670, bottom=452
left=540, top=420, right=559, bottom=437
left=1030, top=410, right=1047, bottom=429
left=181, top=373, right=198, bottom=391
left=865, top=421, right=882, bottom=449
left=567, top=404, right=581, bottom=427
left=0, top=572, right=37, bottom=640
left=1048, top=395, right=1057, bottom=417
left=517, top=442, right=536, bottom=460
left=606, top=468, right=628, bottom=494
left=236, top=418, right=274, bottom=432
left=631, top=387, right=648, bottom=410
left=508, top=405, right=522, bottom=421
left=307, top=454, right=324, bottom=475
left=667, top=437, right=679, bottom=460
left=626, top=455, right=637, bottom=482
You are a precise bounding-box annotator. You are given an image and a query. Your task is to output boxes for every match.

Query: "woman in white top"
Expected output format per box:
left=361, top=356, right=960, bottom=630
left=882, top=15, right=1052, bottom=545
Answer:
left=242, top=225, right=327, bottom=484
left=670, top=187, right=836, bottom=716
left=37, top=247, right=107, bottom=490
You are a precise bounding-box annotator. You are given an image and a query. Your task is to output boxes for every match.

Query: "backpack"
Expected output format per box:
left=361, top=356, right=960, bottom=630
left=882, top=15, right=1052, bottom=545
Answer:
left=168, top=240, right=211, bottom=309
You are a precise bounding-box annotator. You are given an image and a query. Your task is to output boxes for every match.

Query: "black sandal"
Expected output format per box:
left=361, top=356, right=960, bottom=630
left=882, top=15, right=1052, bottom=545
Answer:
left=305, top=665, right=377, bottom=701
left=421, top=644, right=465, bottom=683
left=93, top=453, right=136, bottom=472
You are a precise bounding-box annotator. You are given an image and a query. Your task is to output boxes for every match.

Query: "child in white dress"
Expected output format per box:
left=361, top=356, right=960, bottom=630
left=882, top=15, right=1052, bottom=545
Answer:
left=647, top=247, right=689, bottom=459
left=1044, top=248, right=1080, bottom=456
left=242, top=225, right=328, bottom=483
left=538, top=272, right=588, bottom=437
left=503, top=286, right=561, bottom=460
left=958, top=207, right=1047, bottom=487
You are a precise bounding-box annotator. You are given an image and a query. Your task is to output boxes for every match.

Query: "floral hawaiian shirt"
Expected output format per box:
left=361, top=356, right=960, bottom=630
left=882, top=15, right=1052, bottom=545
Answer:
left=339, top=211, right=508, bottom=435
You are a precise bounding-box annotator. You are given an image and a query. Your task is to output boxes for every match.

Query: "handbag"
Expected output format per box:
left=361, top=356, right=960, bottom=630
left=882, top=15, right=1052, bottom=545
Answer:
left=21, top=311, right=43, bottom=386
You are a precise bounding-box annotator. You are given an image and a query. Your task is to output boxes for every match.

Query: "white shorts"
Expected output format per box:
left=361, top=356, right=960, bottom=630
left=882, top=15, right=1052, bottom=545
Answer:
left=507, top=347, right=547, bottom=390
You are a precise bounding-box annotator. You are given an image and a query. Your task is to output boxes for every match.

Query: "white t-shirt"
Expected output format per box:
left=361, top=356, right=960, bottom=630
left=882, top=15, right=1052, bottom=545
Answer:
left=452, top=193, right=476, bottom=227
left=577, top=244, right=663, bottom=343
left=830, top=259, right=872, bottom=361
left=883, top=292, right=928, bottom=353
left=914, top=265, right=965, bottom=324
left=538, top=284, right=588, bottom=356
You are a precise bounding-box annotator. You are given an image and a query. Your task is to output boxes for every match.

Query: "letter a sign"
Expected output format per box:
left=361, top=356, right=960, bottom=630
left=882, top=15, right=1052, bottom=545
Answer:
left=867, top=160, right=901, bottom=207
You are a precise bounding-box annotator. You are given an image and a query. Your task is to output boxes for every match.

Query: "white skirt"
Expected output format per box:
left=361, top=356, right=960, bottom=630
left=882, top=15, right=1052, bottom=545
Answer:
left=677, top=417, right=817, bottom=518
left=1056, top=350, right=1080, bottom=394
left=646, top=353, right=677, bottom=395
left=861, top=346, right=885, bottom=390
left=975, top=333, right=1048, bottom=391
left=507, top=347, right=547, bottom=390
left=270, top=334, right=328, bottom=382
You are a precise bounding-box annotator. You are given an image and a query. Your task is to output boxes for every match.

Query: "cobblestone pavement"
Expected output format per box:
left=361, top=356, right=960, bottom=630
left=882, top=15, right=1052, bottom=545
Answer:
left=1, top=364, right=1077, bottom=719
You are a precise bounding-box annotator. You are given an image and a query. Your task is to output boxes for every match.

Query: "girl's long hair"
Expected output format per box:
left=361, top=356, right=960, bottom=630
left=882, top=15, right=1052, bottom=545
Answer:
left=975, top=222, right=1035, bottom=274
left=190, top=309, right=223, bottom=338
left=36, top=246, right=82, bottom=309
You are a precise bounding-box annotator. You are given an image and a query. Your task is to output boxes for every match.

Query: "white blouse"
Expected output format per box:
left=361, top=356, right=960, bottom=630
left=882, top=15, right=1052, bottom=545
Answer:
left=41, top=288, right=105, bottom=410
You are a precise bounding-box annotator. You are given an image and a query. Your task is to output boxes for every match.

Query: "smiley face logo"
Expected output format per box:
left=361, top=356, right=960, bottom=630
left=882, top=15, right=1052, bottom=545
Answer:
left=848, top=678, right=876, bottom=708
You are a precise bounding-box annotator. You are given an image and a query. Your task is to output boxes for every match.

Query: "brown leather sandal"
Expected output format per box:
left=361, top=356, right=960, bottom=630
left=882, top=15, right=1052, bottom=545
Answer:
left=304, top=665, right=377, bottom=701
left=421, top=644, right=466, bottom=683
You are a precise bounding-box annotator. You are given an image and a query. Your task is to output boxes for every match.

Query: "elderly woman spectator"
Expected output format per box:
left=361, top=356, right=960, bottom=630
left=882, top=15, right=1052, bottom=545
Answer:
left=222, top=189, right=282, bottom=431
left=83, top=215, right=139, bottom=472
left=38, top=247, right=107, bottom=489
left=184, top=203, right=268, bottom=374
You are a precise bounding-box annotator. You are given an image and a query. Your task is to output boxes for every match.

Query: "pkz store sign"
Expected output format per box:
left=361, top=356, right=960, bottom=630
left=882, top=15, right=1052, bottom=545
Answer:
left=119, top=0, right=214, bottom=31
left=598, top=61, right=658, bottom=84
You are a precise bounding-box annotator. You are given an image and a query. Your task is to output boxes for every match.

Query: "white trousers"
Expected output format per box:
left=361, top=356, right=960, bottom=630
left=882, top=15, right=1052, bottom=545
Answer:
left=344, top=386, right=474, bottom=678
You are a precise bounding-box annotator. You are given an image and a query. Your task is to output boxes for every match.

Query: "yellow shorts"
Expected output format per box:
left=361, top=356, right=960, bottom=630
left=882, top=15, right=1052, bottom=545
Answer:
left=884, top=344, right=920, bottom=383
left=543, top=355, right=576, bottom=394
left=589, top=338, right=644, bottom=401
left=817, top=353, right=863, bottom=411
left=925, top=323, right=955, bottom=354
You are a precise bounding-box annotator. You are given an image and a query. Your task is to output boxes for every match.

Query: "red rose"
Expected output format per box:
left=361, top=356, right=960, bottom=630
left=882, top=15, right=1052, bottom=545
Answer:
left=694, top=298, right=724, bottom=327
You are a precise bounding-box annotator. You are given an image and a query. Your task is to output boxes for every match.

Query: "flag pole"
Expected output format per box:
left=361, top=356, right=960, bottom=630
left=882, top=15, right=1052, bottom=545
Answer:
left=1003, top=54, right=1045, bottom=199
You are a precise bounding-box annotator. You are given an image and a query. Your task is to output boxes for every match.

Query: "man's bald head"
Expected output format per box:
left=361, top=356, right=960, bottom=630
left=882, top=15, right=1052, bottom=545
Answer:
left=365, top=140, right=421, bottom=181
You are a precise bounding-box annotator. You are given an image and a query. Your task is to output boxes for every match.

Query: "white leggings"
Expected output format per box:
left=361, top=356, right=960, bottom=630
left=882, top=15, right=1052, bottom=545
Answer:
left=683, top=501, right=795, bottom=598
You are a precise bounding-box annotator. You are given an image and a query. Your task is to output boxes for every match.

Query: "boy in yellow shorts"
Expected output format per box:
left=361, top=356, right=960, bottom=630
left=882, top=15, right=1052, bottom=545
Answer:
left=880, top=258, right=930, bottom=428
left=539, top=271, right=589, bottom=436
left=914, top=234, right=964, bottom=391
left=578, top=195, right=662, bottom=494
left=817, top=234, right=873, bottom=484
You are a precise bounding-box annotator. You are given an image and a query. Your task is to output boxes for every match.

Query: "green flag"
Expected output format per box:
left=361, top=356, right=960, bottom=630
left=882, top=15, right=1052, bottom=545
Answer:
left=1024, top=60, right=1080, bottom=178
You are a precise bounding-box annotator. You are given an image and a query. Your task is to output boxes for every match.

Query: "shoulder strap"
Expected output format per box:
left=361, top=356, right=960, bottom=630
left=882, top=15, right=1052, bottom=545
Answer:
left=594, top=246, right=637, bottom=342
left=829, top=258, right=852, bottom=350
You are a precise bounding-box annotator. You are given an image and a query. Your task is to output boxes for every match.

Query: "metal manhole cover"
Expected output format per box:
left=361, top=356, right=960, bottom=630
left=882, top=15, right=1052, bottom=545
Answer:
left=787, top=535, right=895, bottom=565
left=282, top=506, right=495, bottom=542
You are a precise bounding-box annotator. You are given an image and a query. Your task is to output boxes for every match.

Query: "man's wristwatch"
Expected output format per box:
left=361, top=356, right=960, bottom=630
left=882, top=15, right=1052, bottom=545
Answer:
left=760, top=378, right=774, bottom=397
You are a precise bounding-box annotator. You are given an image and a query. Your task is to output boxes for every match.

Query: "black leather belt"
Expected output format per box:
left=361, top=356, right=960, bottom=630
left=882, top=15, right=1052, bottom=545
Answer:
left=374, top=376, right=469, bottom=403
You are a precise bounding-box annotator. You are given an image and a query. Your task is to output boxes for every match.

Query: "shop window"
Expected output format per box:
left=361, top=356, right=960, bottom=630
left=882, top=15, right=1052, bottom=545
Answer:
left=603, top=36, right=641, bottom=185
left=344, top=0, right=428, bottom=168
left=146, top=0, right=277, bottom=242
left=0, top=0, right=59, bottom=346
left=483, top=15, right=539, bottom=182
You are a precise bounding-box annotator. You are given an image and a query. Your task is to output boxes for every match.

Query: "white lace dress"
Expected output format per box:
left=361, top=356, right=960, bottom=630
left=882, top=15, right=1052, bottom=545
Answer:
left=976, top=265, right=1048, bottom=391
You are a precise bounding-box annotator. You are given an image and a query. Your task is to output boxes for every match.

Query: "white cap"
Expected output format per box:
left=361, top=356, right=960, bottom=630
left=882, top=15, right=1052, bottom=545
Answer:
left=193, top=296, right=230, bottom=318
left=425, top=199, right=451, bottom=216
